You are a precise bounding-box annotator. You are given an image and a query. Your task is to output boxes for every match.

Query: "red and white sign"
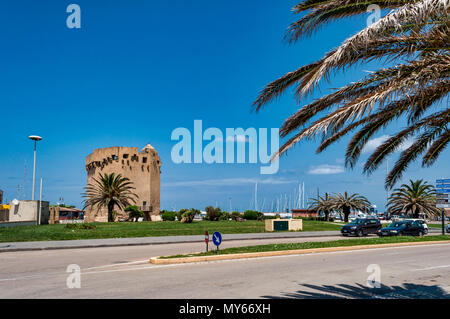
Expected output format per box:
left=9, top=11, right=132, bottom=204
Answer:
left=205, top=230, right=209, bottom=244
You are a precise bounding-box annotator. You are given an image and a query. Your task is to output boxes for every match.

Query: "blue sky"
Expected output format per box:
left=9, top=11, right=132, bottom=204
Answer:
left=0, top=1, right=448, bottom=212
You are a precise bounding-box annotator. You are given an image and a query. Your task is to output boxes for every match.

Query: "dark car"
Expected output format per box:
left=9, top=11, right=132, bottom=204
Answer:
left=378, top=221, right=425, bottom=237
left=341, top=218, right=382, bottom=237
left=446, top=224, right=450, bottom=233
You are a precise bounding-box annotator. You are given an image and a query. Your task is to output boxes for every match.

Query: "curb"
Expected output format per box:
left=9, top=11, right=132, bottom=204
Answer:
left=149, top=240, right=450, bottom=265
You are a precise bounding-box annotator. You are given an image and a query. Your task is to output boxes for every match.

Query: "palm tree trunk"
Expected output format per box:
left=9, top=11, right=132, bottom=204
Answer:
left=108, top=202, right=115, bottom=223
left=413, top=208, right=420, bottom=219
left=325, top=210, right=330, bottom=221
left=343, top=206, right=350, bottom=222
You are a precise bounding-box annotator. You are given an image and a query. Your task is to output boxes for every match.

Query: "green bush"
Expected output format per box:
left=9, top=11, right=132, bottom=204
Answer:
left=181, top=209, right=198, bottom=223
left=219, top=212, right=231, bottom=221
left=205, top=206, right=222, bottom=221
left=64, top=223, right=96, bottom=230
left=231, top=212, right=242, bottom=221
left=177, top=209, right=190, bottom=221
left=243, top=210, right=260, bottom=220
left=161, top=211, right=177, bottom=221
left=124, top=205, right=144, bottom=221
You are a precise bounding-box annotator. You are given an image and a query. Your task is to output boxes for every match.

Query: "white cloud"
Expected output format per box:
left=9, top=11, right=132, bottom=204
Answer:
left=225, top=135, right=251, bottom=143
left=307, top=164, right=345, bottom=175
left=362, top=135, right=390, bottom=153
left=363, top=135, right=415, bottom=153
left=163, top=177, right=296, bottom=187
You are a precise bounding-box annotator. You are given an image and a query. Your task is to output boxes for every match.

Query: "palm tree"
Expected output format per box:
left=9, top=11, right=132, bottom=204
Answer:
left=254, top=0, right=449, bottom=189
left=83, top=173, right=138, bottom=222
left=387, top=179, right=440, bottom=218
left=309, top=192, right=334, bottom=221
left=330, top=192, right=371, bottom=222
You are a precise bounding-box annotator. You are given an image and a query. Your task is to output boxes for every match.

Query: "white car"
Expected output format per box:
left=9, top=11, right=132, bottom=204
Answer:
left=404, top=219, right=428, bottom=234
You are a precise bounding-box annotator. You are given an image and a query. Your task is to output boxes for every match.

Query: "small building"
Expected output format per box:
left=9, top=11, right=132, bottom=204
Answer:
left=0, top=200, right=50, bottom=228
left=291, top=209, right=318, bottom=218
left=49, top=206, right=85, bottom=224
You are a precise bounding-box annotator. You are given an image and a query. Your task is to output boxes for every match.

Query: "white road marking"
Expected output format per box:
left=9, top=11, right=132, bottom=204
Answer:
left=83, top=259, right=150, bottom=271
left=412, top=265, right=450, bottom=271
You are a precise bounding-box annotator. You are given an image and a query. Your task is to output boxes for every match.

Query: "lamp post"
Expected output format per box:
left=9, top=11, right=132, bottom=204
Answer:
left=29, top=135, right=42, bottom=201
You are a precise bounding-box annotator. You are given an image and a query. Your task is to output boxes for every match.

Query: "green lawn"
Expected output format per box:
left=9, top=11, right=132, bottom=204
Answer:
left=428, top=223, right=448, bottom=228
left=0, top=220, right=342, bottom=243
left=161, top=235, right=450, bottom=259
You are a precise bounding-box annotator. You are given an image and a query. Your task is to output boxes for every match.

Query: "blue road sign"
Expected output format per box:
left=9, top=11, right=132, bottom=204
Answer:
left=212, top=232, right=222, bottom=246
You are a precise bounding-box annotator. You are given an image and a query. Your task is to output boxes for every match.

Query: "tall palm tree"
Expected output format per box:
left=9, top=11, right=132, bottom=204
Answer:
left=309, top=192, right=334, bottom=221
left=83, top=173, right=138, bottom=222
left=330, top=191, right=371, bottom=222
left=254, top=0, right=449, bottom=189
left=387, top=179, right=440, bottom=218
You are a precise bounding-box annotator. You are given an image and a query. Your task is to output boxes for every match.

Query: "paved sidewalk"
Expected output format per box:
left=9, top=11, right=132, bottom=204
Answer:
left=0, top=230, right=341, bottom=252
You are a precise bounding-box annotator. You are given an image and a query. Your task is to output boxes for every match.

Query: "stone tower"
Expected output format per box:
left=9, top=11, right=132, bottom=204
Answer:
left=85, top=144, right=161, bottom=222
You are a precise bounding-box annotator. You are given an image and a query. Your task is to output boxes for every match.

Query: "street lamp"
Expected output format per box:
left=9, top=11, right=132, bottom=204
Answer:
left=29, top=135, right=42, bottom=201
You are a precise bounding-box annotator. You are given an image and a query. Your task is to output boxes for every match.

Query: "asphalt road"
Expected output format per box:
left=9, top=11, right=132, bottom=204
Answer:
left=1, top=236, right=449, bottom=299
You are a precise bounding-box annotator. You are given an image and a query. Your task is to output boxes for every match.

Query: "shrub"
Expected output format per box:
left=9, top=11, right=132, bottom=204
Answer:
left=243, top=210, right=260, bottom=220
left=205, top=206, right=222, bottom=221
left=181, top=209, right=198, bottom=223
left=161, top=211, right=177, bottom=221
left=177, top=208, right=190, bottom=221
left=231, top=212, right=242, bottom=221
left=219, top=212, right=230, bottom=221
left=124, top=205, right=144, bottom=222
left=64, top=223, right=96, bottom=230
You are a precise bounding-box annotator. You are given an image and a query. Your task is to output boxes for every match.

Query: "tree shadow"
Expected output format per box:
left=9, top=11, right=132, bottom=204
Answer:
left=262, top=282, right=450, bottom=299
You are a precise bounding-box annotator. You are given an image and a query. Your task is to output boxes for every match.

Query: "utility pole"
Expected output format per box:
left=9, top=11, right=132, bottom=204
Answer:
left=302, top=182, right=305, bottom=209
left=255, top=182, right=258, bottom=211
left=29, top=135, right=42, bottom=201
left=38, top=178, right=43, bottom=225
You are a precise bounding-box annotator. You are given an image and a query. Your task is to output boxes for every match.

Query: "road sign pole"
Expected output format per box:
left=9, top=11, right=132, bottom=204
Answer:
left=205, top=230, right=209, bottom=253
left=442, top=209, right=445, bottom=236
left=212, top=231, right=222, bottom=255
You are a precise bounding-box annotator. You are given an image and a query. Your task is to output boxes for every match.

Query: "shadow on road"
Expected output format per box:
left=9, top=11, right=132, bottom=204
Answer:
left=262, top=282, right=450, bottom=299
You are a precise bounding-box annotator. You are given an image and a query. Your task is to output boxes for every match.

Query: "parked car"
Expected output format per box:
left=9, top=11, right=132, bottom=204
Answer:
left=404, top=219, right=429, bottom=234
left=446, top=224, right=450, bottom=233
left=377, top=221, right=425, bottom=237
left=341, top=218, right=382, bottom=237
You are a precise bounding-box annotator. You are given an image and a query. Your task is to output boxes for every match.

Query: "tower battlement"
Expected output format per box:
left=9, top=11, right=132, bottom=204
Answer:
left=85, top=144, right=161, bottom=222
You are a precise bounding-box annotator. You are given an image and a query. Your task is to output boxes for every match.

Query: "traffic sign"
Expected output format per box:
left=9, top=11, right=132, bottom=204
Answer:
left=212, top=231, right=222, bottom=246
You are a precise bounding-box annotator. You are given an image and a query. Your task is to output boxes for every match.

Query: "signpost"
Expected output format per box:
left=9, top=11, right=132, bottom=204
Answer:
left=437, top=204, right=447, bottom=235
left=212, top=231, right=222, bottom=254
left=205, top=230, right=209, bottom=253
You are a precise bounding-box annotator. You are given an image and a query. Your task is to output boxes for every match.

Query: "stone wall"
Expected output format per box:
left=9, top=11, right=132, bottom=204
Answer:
left=85, top=144, right=161, bottom=222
